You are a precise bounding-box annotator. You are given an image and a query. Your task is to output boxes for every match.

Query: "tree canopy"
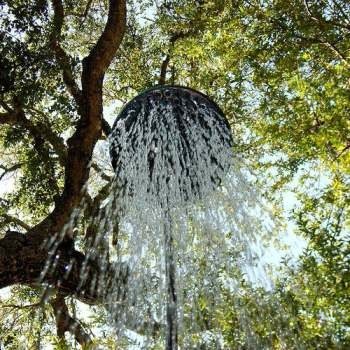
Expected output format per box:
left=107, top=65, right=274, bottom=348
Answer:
left=0, top=0, right=349, bottom=349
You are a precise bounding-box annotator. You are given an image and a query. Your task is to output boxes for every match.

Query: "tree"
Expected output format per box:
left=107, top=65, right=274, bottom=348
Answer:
left=1, top=0, right=127, bottom=347
left=0, top=0, right=349, bottom=348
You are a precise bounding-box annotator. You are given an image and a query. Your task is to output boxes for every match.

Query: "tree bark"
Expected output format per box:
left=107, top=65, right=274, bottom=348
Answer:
left=0, top=231, right=128, bottom=305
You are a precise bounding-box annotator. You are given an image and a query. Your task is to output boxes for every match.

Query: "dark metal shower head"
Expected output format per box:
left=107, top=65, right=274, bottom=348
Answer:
left=109, top=85, right=233, bottom=203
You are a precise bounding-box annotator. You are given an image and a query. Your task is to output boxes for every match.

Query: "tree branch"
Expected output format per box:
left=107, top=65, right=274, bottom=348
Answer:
left=303, top=0, right=350, bottom=32
left=158, top=54, right=170, bottom=85
left=0, top=302, right=42, bottom=309
left=35, top=121, right=68, bottom=165
left=0, top=106, right=21, bottom=125
left=336, top=140, right=350, bottom=159
left=80, top=0, right=94, bottom=27
left=0, top=104, right=67, bottom=166
left=0, top=163, right=22, bottom=182
left=50, top=0, right=82, bottom=106
left=320, top=40, right=349, bottom=66
left=0, top=99, right=12, bottom=112
left=273, top=19, right=350, bottom=67
left=91, top=162, right=112, bottom=182
left=0, top=231, right=128, bottom=305
left=157, top=32, right=191, bottom=85
left=84, top=180, right=116, bottom=247
left=31, top=0, right=126, bottom=240
left=50, top=294, right=92, bottom=347
left=0, top=1, right=127, bottom=321
left=82, top=0, right=127, bottom=83
left=332, top=0, right=350, bottom=24
left=1, top=214, right=31, bottom=231
left=101, top=117, right=112, bottom=137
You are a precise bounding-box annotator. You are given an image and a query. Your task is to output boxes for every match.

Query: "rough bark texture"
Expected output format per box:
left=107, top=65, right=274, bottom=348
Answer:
left=0, top=231, right=128, bottom=305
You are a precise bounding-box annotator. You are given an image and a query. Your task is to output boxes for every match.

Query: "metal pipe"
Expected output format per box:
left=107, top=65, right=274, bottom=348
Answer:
left=164, top=211, right=178, bottom=350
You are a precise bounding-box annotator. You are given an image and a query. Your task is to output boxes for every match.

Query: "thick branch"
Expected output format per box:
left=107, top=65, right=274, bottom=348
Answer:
left=82, top=0, right=127, bottom=83
left=0, top=110, right=19, bottom=124
left=50, top=294, right=92, bottom=347
left=0, top=2, right=127, bottom=324
left=0, top=231, right=128, bottom=305
left=31, top=0, right=126, bottom=240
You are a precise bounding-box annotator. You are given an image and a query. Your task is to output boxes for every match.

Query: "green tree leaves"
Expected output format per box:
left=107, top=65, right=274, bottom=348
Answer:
left=0, top=0, right=349, bottom=348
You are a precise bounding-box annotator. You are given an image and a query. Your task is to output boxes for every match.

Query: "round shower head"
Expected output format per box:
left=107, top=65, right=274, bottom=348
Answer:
left=109, top=85, right=233, bottom=205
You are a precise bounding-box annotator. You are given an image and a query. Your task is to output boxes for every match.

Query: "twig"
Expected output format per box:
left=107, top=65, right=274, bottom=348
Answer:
left=303, top=0, right=350, bottom=31
left=0, top=163, right=22, bottom=181
left=80, top=0, right=93, bottom=27
left=1, top=302, right=42, bottom=309
left=336, top=140, right=350, bottom=159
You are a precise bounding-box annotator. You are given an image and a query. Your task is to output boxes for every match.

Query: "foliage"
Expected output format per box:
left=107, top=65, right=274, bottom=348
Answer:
left=0, top=0, right=349, bottom=349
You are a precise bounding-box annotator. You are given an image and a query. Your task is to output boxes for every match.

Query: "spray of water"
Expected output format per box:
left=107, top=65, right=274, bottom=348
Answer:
left=41, top=86, right=279, bottom=349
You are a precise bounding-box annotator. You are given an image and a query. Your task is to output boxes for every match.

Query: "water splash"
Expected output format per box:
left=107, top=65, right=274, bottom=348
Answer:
left=105, top=86, right=272, bottom=349
left=41, top=86, right=276, bottom=349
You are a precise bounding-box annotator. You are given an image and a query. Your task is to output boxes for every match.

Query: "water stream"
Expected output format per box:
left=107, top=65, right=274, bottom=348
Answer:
left=42, top=86, right=275, bottom=349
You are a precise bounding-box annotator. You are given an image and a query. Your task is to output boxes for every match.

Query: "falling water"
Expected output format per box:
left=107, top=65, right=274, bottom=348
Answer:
left=104, top=86, right=271, bottom=349
left=41, top=86, right=277, bottom=349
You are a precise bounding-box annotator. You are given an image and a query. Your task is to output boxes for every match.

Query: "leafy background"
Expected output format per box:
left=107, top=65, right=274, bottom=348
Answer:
left=0, top=0, right=349, bottom=349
